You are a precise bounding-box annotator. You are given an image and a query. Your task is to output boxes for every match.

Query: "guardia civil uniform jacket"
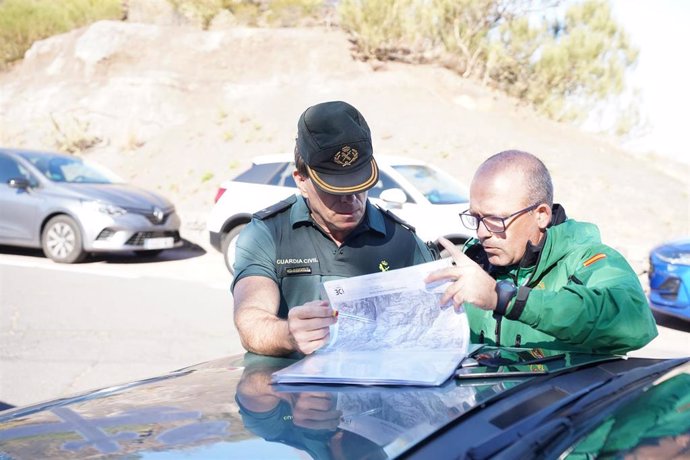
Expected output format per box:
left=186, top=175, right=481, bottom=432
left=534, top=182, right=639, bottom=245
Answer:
left=465, top=205, right=658, bottom=354
left=232, top=195, right=434, bottom=317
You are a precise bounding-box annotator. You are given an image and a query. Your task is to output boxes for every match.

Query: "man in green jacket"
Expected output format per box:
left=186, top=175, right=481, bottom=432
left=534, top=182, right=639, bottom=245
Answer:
left=426, top=150, right=657, bottom=354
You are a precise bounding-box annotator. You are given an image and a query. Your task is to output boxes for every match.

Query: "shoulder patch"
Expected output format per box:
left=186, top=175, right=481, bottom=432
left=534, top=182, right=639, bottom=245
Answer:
left=583, top=253, right=607, bottom=267
left=253, top=195, right=298, bottom=220
left=374, top=205, right=416, bottom=233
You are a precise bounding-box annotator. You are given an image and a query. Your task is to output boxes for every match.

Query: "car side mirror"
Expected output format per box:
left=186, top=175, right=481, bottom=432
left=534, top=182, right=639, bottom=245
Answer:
left=8, top=177, right=31, bottom=190
left=379, top=188, right=407, bottom=207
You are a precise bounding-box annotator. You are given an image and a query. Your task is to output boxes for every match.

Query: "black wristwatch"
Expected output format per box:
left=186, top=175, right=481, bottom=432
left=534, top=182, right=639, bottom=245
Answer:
left=494, top=280, right=518, bottom=317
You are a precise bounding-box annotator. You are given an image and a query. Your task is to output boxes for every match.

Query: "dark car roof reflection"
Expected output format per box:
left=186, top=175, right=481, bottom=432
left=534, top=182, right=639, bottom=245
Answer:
left=0, top=353, right=495, bottom=458
left=1, top=351, right=689, bottom=459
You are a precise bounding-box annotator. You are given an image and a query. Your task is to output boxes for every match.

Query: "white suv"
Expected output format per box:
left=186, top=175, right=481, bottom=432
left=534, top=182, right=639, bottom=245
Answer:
left=207, top=154, right=475, bottom=273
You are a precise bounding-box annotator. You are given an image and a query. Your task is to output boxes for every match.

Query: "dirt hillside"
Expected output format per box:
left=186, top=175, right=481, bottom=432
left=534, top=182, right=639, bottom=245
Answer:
left=0, top=20, right=687, bottom=276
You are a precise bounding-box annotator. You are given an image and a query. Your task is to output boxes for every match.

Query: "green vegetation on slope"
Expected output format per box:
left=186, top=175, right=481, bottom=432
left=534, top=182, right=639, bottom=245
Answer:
left=339, top=0, right=638, bottom=127
left=0, top=0, right=640, bottom=135
left=168, top=0, right=326, bottom=28
left=0, top=0, right=124, bottom=70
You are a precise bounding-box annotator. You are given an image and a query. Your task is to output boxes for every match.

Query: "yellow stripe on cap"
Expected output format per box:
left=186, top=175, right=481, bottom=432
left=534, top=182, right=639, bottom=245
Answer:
left=308, top=160, right=379, bottom=194
left=583, top=253, right=606, bottom=267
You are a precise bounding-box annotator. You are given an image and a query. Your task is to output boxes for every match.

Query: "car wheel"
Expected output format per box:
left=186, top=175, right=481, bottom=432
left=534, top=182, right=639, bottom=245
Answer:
left=222, top=224, right=247, bottom=275
left=42, top=215, right=86, bottom=263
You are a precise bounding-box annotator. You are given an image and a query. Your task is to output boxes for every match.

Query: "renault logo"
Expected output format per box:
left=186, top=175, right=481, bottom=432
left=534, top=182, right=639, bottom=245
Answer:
left=152, top=207, right=164, bottom=224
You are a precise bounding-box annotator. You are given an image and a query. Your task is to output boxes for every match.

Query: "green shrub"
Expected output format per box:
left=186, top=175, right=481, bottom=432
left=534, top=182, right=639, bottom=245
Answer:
left=263, top=0, right=324, bottom=27
left=487, top=0, right=637, bottom=122
left=0, top=0, right=123, bottom=70
left=338, top=0, right=425, bottom=61
left=339, top=0, right=638, bottom=127
left=168, top=0, right=328, bottom=28
left=168, top=0, right=227, bottom=28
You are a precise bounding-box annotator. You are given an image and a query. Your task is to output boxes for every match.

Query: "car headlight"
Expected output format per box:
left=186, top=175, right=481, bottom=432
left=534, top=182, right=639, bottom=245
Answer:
left=82, top=200, right=127, bottom=216
left=653, top=246, right=690, bottom=266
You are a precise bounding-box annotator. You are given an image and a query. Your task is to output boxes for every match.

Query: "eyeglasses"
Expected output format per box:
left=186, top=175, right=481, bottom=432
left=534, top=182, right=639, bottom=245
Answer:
left=460, top=203, right=539, bottom=234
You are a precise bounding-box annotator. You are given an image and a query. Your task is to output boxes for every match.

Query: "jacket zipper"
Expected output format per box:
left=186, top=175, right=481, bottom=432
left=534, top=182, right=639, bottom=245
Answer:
left=494, top=317, right=502, bottom=347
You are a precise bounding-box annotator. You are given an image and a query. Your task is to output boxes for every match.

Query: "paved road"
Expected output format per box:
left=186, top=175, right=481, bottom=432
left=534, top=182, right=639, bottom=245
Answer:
left=0, top=244, right=244, bottom=408
left=1, top=243, right=688, bottom=409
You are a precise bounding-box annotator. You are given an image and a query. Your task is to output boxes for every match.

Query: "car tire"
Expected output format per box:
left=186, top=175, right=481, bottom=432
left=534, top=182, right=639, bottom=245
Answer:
left=222, top=224, right=247, bottom=275
left=41, top=215, right=86, bottom=263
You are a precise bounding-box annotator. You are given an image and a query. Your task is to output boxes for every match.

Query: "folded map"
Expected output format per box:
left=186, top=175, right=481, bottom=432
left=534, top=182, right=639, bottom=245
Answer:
left=272, top=259, right=471, bottom=386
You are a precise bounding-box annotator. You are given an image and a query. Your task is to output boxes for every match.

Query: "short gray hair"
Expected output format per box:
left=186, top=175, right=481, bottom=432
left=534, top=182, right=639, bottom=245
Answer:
left=294, top=145, right=308, bottom=177
left=478, top=150, right=553, bottom=206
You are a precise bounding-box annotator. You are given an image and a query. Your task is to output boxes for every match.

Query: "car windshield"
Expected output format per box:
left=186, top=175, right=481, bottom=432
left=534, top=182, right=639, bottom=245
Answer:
left=391, top=164, right=469, bottom=204
left=21, top=152, right=123, bottom=184
left=566, top=366, right=690, bottom=458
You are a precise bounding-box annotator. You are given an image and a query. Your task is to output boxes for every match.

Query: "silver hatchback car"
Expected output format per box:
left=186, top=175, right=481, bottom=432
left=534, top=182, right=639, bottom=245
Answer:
left=0, top=148, right=182, bottom=263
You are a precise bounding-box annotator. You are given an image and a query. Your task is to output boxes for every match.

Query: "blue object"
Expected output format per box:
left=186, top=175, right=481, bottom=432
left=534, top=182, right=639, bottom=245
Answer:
left=649, top=238, right=690, bottom=321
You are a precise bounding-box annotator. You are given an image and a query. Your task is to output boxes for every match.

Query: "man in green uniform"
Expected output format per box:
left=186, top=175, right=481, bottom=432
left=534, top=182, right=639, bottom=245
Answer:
left=426, top=149, right=657, bottom=354
left=232, top=101, right=433, bottom=357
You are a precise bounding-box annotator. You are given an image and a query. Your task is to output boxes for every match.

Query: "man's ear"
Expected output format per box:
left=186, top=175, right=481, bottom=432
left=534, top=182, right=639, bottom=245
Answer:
left=294, top=170, right=309, bottom=197
left=536, top=203, right=552, bottom=230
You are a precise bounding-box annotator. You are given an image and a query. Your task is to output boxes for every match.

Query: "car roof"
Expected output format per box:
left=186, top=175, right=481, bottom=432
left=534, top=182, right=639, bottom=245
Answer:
left=654, top=238, right=690, bottom=250
left=0, top=147, right=72, bottom=160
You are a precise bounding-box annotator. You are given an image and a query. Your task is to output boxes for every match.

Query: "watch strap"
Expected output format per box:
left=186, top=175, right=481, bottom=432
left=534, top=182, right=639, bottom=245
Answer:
left=506, top=286, right=531, bottom=320
left=493, top=280, right=517, bottom=317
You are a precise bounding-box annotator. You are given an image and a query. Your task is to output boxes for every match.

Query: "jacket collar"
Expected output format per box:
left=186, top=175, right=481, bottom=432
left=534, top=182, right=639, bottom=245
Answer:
left=466, top=203, right=568, bottom=273
left=518, top=203, right=567, bottom=268
left=291, top=196, right=386, bottom=237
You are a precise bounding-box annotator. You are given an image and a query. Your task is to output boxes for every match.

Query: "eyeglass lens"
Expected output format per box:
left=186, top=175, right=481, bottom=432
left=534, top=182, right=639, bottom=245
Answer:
left=460, top=214, right=508, bottom=233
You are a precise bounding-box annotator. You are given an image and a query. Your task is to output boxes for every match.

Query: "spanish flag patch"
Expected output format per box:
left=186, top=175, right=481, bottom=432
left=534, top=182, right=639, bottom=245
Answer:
left=583, top=253, right=606, bottom=267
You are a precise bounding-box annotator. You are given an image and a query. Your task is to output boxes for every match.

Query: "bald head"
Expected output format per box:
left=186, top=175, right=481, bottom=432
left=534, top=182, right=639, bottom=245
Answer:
left=473, top=150, right=553, bottom=208
left=468, top=150, right=554, bottom=265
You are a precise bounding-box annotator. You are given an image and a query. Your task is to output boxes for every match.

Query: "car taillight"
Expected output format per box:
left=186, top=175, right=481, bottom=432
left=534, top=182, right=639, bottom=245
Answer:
left=214, top=187, right=227, bottom=203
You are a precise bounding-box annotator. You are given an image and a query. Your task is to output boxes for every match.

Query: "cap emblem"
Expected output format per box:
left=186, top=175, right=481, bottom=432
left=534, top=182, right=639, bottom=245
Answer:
left=333, top=146, right=359, bottom=167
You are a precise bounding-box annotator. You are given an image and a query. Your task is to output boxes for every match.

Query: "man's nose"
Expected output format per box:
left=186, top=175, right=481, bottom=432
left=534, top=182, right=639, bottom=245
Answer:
left=476, top=221, right=492, bottom=239
left=340, top=194, right=356, bottom=203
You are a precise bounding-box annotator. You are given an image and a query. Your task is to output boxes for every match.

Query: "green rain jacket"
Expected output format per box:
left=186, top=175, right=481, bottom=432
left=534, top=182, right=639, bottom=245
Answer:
left=464, top=205, right=658, bottom=354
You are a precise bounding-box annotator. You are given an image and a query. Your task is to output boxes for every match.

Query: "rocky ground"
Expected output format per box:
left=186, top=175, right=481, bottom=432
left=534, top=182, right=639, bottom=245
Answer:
left=0, top=19, right=687, bottom=279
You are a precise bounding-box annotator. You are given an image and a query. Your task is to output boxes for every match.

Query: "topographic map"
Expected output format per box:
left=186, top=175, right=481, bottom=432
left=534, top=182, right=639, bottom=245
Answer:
left=322, top=258, right=469, bottom=352
left=272, top=260, right=471, bottom=386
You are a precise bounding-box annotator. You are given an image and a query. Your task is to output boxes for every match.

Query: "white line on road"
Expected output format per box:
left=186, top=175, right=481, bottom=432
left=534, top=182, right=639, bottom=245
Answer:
left=0, top=257, right=140, bottom=279
left=0, top=254, right=232, bottom=290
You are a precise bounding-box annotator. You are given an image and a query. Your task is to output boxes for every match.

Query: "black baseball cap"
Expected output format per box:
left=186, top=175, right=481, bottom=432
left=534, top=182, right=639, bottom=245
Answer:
left=296, top=101, right=379, bottom=195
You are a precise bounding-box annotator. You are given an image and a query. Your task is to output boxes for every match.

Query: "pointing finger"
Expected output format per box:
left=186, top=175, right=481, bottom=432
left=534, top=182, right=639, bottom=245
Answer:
left=437, top=237, right=473, bottom=267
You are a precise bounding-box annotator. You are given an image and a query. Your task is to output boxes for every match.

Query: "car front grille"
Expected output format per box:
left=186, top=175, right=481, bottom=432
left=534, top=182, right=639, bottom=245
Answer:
left=125, top=231, right=181, bottom=247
